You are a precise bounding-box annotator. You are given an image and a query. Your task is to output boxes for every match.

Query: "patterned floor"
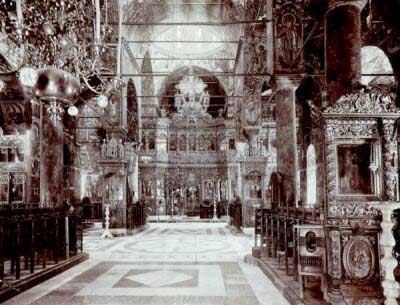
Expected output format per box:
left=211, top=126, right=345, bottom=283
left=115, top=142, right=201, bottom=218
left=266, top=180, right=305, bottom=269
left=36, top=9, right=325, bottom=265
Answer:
left=4, top=223, right=289, bottom=305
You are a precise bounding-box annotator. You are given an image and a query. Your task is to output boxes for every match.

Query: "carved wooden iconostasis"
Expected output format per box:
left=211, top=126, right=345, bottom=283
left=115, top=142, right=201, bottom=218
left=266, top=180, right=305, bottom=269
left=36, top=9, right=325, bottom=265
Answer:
left=138, top=67, right=271, bottom=226
left=0, top=97, right=42, bottom=206
left=322, top=87, right=400, bottom=304
left=98, top=135, right=139, bottom=232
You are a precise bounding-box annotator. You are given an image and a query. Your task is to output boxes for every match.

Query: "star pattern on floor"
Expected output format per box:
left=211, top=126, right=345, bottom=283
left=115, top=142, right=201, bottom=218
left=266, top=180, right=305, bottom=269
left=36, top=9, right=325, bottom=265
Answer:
left=3, top=223, right=290, bottom=305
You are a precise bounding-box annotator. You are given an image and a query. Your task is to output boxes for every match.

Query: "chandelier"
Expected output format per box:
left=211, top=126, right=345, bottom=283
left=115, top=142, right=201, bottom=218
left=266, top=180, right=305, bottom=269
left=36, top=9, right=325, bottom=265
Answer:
left=0, top=0, right=123, bottom=124
left=174, top=67, right=211, bottom=118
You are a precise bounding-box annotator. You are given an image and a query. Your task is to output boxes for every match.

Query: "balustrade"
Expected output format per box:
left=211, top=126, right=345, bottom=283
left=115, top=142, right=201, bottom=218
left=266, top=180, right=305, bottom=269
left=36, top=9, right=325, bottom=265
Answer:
left=229, top=199, right=242, bottom=230
left=254, top=205, right=322, bottom=289
left=0, top=206, right=82, bottom=287
left=126, top=202, right=147, bottom=231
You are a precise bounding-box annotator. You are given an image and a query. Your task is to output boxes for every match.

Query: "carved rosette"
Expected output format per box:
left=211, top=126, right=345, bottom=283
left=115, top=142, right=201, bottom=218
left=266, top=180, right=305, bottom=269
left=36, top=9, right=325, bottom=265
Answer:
left=382, top=119, right=398, bottom=202
left=342, top=235, right=376, bottom=282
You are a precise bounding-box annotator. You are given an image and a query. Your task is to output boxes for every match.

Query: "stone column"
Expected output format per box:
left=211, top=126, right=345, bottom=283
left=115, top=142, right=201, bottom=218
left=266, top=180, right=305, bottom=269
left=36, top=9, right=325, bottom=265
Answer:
left=155, top=117, right=169, bottom=211
left=127, top=145, right=139, bottom=203
left=40, top=104, right=63, bottom=207
left=325, top=0, right=368, bottom=102
left=121, top=83, right=128, bottom=128
left=275, top=75, right=301, bottom=206
left=132, top=153, right=139, bottom=203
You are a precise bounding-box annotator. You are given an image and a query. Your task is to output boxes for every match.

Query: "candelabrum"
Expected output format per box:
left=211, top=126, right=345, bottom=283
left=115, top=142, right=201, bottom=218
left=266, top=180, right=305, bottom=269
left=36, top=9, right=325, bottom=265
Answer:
left=169, top=190, right=180, bottom=223
left=210, top=178, right=223, bottom=223
left=156, top=201, right=161, bottom=222
left=101, top=203, right=114, bottom=239
left=211, top=196, right=220, bottom=223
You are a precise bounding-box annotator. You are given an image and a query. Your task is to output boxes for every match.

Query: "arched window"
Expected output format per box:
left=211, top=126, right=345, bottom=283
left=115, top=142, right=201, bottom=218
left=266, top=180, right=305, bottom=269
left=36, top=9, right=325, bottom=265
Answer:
left=188, top=134, right=196, bottom=151
left=361, top=46, right=395, bottom=86
left=306, top=144, right=317, bottom=206
left=178, top=135, right=186, bottom=151
left=198, top=134, right=207, bottom=151
left=148, top=134, right=156, bottom=151
left=169, top=133, right=177, bottom=151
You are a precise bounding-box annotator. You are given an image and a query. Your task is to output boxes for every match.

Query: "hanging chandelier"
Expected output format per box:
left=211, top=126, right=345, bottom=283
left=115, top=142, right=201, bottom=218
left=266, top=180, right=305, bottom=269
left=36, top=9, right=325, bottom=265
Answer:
left=0, top=0, right=124, bottom=124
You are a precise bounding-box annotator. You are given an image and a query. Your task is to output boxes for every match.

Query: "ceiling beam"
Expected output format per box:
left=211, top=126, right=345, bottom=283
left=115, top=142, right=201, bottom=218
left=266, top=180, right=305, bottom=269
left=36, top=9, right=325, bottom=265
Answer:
left=116, top=20, right=271, bottom=26
left=123, top=40, right=241, bottom=43
left=121, top=72, right=272, bottom=77
left=133, top=58, right=236, bottom=61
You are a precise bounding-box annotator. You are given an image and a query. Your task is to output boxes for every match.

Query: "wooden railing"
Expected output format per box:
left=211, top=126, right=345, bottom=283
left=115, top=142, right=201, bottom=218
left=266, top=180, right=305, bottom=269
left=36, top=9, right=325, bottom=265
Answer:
left=200, top=201, right=213, bottom=219
left=0, top=206, right=83, bottom=286
left=127, top=202, right=146, bottom=231
left=229, top=200, right=242, bottom=230
left=82, top=201, right=102, bottom=222
left=254, top=206, right=321, bottom=276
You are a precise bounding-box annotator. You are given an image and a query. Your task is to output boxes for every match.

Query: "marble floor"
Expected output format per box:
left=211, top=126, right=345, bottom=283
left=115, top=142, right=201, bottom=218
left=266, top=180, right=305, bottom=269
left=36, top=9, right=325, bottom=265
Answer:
left=3, top=223, right=289, bottom=305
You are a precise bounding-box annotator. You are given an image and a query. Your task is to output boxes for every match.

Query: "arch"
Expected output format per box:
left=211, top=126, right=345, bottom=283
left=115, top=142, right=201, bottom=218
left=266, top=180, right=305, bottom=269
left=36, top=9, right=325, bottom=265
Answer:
left=268, top=172, right=284, bottom=209
left=188, top=133, right=197, bottom=151
left=122, top=1, right=243, bottom=54
left=198, top=134, right=208, bottom=151
left=147, top=133, right=156, bottom=151
left=178, top=134, right=187, bottom=151
left=306, top=144, right=317, bottom=206
left=361, top=45, right=395, bottom=86
left=127, top=79, right=139, bottom=141
left=169, top=133, right=177, bottom=151
left=158, top=66, right=227, bottom=117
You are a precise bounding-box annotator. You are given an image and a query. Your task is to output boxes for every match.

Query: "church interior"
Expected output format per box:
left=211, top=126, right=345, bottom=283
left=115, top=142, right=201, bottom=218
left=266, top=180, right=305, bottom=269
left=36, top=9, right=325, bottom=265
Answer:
left=1, top=0, right=400, bottom=304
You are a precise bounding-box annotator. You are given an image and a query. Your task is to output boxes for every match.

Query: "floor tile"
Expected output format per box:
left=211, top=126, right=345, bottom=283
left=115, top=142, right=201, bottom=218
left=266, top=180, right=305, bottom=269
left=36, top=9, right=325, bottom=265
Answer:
left=3, top=223, right=289, bottom=305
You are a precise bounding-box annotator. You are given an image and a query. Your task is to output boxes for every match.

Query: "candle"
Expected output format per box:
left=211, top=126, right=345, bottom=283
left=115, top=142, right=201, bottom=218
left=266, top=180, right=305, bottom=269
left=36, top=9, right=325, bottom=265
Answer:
left=16, top=0, right=23, bottom=23
left=95, top=0, right=101, bottom=43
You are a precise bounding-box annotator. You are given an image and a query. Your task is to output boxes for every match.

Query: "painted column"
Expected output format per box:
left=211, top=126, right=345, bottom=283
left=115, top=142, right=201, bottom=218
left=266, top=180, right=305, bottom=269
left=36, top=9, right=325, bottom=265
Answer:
left=382, top=119, right=399, bottom=202
left=155, top=116, right=169, bottom=213
left=325, top=0, right=368, bottom=102
left=133, top=152, right=139, bottom=203
left=40, top=104, right=63, bottom=207
left=265, top=0, right=274, bottom=76
left=121, top=82, right=128, bottom=128
left=274, top=75, right=301, bottom=207
left=373, top=119, right=400, bottom=305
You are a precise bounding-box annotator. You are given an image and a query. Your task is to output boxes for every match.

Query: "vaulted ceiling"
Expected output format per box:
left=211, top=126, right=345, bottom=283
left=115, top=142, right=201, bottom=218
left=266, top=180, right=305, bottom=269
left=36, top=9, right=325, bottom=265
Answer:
left=120, top=0, right=247, bottom=97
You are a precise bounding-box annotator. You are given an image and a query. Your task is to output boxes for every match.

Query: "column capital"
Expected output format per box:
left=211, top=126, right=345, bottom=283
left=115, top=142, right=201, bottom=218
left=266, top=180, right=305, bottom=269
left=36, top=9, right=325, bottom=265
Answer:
left=328, top=0, right=368, bottom=12
left=275, top=74, right=303, bottom=89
